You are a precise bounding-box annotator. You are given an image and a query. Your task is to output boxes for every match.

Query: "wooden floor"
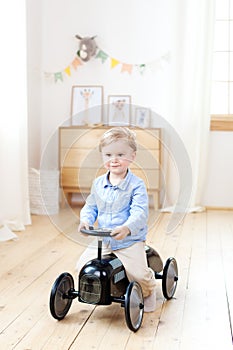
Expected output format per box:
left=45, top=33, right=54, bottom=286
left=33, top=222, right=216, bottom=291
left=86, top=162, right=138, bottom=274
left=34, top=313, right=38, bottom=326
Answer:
left=0, top=209, right=233, bottom=349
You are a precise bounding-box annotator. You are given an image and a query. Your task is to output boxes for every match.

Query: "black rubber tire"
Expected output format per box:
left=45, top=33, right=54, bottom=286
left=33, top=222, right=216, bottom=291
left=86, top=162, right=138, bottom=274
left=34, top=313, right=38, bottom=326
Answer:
left=49, top=272, right=74, bottom=320
left=124, top=281, right=144, bottom=332
left=162, top=258, right=178, bottom=300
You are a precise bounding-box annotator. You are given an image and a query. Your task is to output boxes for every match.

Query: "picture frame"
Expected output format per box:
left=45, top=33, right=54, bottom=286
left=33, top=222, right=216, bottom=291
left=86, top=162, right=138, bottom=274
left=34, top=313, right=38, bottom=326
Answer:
left=108, top=95, right=131, bottom=126
left=71, top=85, right=103, bottom=125
left=135, top=107, right=151, bottom=128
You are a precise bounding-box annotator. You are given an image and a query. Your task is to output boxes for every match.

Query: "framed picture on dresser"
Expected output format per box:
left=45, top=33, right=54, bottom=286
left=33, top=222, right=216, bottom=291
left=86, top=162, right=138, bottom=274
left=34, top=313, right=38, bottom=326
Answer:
left=71, top=85, right=103, bottom=125
left=108, top=95, right=131, bottom=126
left=135, top=107, right=151, bottom=128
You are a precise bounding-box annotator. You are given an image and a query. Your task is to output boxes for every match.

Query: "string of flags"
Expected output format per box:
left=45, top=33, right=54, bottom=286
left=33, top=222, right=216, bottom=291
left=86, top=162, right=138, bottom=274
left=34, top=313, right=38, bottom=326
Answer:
left=44, top=48, right=171, bottom=83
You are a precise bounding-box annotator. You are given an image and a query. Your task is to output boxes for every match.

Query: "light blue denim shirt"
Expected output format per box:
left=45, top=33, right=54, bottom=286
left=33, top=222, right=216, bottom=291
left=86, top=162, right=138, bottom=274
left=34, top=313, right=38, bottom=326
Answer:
left=80, top=169, right=149, bottom=250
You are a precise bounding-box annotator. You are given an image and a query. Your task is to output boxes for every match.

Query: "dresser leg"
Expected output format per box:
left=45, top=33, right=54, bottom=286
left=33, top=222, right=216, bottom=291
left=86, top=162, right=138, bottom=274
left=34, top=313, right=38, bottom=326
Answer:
left=61, top=191, right=72, bottom=208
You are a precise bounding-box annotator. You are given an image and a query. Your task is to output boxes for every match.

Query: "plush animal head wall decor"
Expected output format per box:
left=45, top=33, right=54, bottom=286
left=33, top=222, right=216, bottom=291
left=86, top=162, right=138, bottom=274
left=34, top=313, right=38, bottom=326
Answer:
left=75, top=34, right=97, bottom=62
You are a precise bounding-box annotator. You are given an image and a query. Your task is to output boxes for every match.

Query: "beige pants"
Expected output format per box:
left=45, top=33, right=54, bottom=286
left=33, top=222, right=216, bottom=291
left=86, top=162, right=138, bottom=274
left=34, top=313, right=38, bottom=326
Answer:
left=76, top=240, right=156, bottom=297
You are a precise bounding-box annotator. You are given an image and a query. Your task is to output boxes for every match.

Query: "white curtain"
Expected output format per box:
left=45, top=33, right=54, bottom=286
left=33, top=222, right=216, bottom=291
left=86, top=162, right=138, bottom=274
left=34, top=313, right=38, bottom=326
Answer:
left=0, top=0, right=31, bottom=230
left=163, top=0, right=215, bottom=215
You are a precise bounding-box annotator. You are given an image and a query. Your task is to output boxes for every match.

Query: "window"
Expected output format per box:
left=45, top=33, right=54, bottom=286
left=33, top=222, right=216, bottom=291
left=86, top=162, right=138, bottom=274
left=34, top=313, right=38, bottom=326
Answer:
left=210, top=0, right=233, bottom=130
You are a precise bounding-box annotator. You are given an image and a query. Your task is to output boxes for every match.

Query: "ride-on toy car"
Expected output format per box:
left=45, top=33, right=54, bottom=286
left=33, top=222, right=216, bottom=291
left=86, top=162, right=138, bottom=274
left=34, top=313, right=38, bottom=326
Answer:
left=49, top=227, right=178, bottom=332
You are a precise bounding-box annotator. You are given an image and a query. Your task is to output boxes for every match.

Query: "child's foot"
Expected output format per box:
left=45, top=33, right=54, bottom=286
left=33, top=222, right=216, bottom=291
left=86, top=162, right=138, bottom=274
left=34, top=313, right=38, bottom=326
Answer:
left=144, top=289, right=156, bottom=312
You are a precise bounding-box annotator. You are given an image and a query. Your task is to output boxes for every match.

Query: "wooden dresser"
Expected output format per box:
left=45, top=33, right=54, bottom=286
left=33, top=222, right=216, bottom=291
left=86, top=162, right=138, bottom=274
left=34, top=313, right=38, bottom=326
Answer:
left=59, top=126, right=162, bottom=209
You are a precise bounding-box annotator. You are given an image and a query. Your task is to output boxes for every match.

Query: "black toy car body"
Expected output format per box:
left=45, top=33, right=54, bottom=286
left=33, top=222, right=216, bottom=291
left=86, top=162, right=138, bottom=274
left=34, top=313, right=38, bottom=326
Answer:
left=50, top=228, right=178, bottom=332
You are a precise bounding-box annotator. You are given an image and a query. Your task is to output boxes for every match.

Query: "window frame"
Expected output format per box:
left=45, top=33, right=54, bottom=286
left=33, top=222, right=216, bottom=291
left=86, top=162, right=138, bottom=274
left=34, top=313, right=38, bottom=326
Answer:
left=210, top=0, right=233, bottom=131
left=210, top=115, right=233, bottom=131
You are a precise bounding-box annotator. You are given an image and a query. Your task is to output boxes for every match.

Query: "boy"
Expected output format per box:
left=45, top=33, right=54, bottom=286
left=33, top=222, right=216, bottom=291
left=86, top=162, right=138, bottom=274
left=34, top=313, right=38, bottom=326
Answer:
left=76, top=127, right=156, bottom=312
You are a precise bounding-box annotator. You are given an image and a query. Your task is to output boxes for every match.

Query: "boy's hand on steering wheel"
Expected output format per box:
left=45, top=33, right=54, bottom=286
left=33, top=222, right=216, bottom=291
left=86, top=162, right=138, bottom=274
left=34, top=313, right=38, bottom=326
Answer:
left=111, top=226, right=131, bottom=240
left=78, top=222, right=90, bottom=236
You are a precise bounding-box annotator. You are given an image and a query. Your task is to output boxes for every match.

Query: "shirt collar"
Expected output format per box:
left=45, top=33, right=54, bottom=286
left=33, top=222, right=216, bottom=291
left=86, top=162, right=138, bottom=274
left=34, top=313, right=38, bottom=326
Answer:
left=103, top=169, right=132, bottom=190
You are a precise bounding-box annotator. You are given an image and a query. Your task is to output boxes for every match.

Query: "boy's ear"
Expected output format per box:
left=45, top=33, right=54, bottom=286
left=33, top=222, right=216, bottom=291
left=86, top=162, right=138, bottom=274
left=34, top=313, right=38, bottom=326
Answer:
left=131, top=151, right=136, bottom=161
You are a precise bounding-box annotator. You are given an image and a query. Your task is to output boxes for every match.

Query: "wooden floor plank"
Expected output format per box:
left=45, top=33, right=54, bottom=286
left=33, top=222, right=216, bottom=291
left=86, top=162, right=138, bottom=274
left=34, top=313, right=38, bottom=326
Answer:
left=207, top=211, right=233, bottom=347
left=205, top=211, right=232, bottom=349
left=151, top=213, right=196, bottom=349
left=0, top=216, right=60, bottom=275
left=13, top=303, right=95, bottom=350
left=218, top=211, right=233, bottom=329
left=69, top=304, right=131, bottom=350
left=178, top=211, right=233, bottom=350
left=177, top=212, right=210, bottom=350
left=0, top=245, right=80, bottom=348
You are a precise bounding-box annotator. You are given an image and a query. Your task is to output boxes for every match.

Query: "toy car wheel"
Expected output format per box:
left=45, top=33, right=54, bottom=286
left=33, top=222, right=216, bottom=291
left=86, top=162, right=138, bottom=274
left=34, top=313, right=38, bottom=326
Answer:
left=124, top=281, right=144, bottom=332
left=162, top=257, right=178, bottom=300
left=50, top=272, right=74, bottom=320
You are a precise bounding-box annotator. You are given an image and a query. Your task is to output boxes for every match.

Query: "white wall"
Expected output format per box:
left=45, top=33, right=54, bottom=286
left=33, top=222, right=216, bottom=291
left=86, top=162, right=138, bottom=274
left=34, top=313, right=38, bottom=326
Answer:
left=202, top=132, right=233, bottom=208
left=26, top=0, right=233, bottom=208
left=27, top=0, right=42, bottom=168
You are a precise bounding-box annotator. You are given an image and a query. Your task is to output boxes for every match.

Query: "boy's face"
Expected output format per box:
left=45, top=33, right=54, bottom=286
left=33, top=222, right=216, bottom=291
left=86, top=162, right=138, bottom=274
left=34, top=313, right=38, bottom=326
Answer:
left=101, top=140, right=136, bottom=176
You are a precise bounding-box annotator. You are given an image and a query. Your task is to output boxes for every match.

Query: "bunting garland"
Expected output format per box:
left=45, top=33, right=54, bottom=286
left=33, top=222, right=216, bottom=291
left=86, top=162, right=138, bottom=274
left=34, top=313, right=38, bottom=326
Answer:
left=44, top=47, right=170, bottom=83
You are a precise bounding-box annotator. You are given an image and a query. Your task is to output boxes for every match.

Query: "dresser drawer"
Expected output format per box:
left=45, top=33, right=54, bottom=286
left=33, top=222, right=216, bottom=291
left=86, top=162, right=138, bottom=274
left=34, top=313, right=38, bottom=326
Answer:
left=60, top=148, right=102, bottom=168
left=134, top=129, right=160, bottom=149
left=60, top=147, right=159, bottom=169
left=60, top=127, right=160, bottom=150
left=60, top=128, right=105, bottom=148
left=61, top=167, right=159, bottom=190
left=131, top=169, right=160, bottom=189
left=61, top=167, right=98, bottom=188
left=133, top=149, right=160, bottom=168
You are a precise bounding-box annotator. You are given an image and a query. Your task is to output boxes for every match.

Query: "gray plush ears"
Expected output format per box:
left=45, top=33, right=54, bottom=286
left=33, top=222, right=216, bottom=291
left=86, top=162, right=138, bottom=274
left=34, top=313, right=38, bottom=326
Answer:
left=75, top=34, right=97, bottom=62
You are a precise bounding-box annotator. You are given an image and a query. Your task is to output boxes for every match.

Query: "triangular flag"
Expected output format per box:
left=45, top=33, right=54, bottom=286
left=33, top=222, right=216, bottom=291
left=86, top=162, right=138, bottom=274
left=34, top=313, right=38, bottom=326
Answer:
left=121, top=63, right=133, bottom=74
left=64, top=66, right=71, bottom=76
left=72, top=57, right=82, bottom=70
left=161, top=51, right=171, bottom=63
left=96, top=50, right=108, bottom=63
left=54, top=72, right=63, bottom=82
left=111, top=58, right=120, bottom=69
left=44, top=72, right=53, bottom=79
left=137, top=64, right=146, bottom=75
left=150, top=59, right=163, bottom=73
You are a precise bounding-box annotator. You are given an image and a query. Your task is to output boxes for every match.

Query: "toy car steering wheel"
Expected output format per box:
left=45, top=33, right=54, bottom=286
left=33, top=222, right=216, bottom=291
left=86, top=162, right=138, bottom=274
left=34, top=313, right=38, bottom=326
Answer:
left=80, top=227, right=112, bottom=237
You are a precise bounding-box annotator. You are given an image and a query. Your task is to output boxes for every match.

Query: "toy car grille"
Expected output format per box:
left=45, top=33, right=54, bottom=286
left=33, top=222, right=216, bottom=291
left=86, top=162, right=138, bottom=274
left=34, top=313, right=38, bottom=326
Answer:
left=79, top=274, right=101, bottom=304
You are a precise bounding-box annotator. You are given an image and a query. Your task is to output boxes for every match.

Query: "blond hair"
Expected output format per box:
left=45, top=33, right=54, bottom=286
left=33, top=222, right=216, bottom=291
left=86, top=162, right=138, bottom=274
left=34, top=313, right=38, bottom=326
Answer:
left=99, top=127, right=137, bottom=152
